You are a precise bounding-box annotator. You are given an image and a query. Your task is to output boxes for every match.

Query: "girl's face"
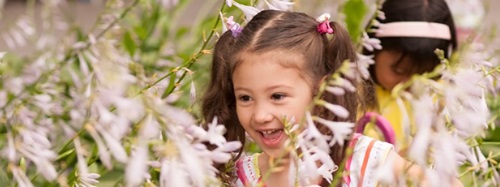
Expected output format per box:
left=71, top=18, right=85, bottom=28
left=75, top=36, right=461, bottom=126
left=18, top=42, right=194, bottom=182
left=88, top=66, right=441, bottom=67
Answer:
left=374, top=50, right=413, bottom=91
left=232, top=50, right=313, bottom=158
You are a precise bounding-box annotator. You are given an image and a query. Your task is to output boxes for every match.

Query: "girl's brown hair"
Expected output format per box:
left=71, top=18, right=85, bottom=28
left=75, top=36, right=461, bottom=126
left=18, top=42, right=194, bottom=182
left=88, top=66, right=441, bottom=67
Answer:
left=201, top=10, right=358, bottom=186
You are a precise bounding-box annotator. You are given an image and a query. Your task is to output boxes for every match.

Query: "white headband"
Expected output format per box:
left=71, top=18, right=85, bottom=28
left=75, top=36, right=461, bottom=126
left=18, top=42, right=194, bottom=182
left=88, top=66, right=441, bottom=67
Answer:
left=375, top=22, right=451, bottom=40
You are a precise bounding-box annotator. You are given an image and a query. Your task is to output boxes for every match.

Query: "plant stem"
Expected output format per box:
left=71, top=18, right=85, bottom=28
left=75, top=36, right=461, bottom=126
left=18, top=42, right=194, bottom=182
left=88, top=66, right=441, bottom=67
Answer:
left=139, top=1, right=226, bottom=96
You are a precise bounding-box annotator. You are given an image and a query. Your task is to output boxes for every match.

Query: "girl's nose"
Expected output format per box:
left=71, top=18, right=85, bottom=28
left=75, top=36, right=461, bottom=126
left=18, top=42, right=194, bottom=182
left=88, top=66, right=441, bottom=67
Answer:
left=253, top=103, right=273, bottom=124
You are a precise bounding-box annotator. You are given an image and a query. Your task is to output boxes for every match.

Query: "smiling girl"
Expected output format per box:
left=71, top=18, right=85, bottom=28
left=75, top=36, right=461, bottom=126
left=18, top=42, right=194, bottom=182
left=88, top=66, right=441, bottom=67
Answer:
left=202, top=9, right=462, bottom=187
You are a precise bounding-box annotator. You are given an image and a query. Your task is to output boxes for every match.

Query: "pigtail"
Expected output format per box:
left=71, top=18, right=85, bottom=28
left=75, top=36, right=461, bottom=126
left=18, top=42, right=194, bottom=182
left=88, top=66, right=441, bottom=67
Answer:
left=325, top=21, right=358, bottom=123
left=314, top=21, right=360, bottom=187
left=328, top=22, right=358, bottom=69
left=201, top=30, right=245, bottom=185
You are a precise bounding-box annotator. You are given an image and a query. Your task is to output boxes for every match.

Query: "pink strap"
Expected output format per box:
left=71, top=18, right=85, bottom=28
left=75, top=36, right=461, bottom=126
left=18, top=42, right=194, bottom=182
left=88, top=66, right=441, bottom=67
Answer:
left=236, top=159, right=251, bottom=187
left=375, top=22, right=451, bottom=40
left=356, top=112, right=396, bottom=145
left=344, top=133, right=362, bottom=185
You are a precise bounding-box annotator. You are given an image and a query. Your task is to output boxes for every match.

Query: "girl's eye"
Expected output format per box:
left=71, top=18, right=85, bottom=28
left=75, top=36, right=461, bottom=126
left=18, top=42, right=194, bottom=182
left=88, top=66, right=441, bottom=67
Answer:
left=394, top=69, right=405, bottom=75
left=271, top=93, right=286, bottom=101
left=392, top=66, right=409, bottom=75
left=239, top=95, right=252, bottom=102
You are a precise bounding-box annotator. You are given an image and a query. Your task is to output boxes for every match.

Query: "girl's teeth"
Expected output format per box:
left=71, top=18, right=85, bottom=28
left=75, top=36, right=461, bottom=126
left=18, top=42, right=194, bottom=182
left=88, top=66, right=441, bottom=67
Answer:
left=262, top=130, right=277, bottom=135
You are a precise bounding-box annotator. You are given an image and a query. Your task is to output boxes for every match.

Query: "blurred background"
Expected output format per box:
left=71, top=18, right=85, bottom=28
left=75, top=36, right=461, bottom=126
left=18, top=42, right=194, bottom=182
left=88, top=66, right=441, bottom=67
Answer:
left=0, top=1, right=498, bottom=186
left=1, top=0, right=499, bottom=53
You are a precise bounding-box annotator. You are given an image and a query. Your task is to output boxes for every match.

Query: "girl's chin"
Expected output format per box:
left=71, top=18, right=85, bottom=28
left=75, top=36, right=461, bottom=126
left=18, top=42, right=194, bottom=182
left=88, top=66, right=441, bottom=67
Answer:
left=260, top=145, right=291, bottom=159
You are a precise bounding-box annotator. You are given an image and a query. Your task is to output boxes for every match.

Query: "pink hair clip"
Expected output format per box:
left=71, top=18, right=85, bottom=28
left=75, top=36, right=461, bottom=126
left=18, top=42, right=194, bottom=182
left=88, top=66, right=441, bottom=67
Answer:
left=316, top=13, right=334, bottom=34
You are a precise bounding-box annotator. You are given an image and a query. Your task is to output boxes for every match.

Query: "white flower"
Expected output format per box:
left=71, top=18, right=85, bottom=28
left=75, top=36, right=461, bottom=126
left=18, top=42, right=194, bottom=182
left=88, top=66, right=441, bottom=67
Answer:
left=99, top=128, right=128, bottom=163
left=302, top=112, right=330, bottom=151
left=5, top=77, right=24, bottom=95
left=79, top=173, right=100, bottom=187
left=225, top=0, right=233, bottom=7
left=293, top=114, right=339, bottom=186
left=114, top=97, right=145, bottom=122
left=126, top=145, right=149, bottom=187
left=376, top=10, right=386, bottom=20
left=313, top=117, right=353, bottom=146
left=214, top=141, right=242, bottom=152
left=205, top=117, right=227, bottom=146
left=431, top=133, right=461, bottom=183
left=408, top=93, right=434, bottom=165
left=329, top=77, right=356, bottom=92
left=446, top=0, right=484, bottom=29
left=178, top=141, right=207, bottom=186
left=88, top=128, right=113, bottom=169
left=158, top=0, right=179, bottom=9
left=164, top=105, right=196, bottom=127
left=78, top=53, right=90, bottom=76
left=321, top=101, right=349, bottom=119
left=17, top=145, right=57, bottom=181
left=264, top=0, right=294, bottom=11
left=141, top=114, right=160, bottom=139
left=11, top=166, right=34, bottom=187
left=298, top=146, right=323, bottom=183
left=160, top=158, right=189, bottom=187
left=33, top=94, right=55, bottom=114
left=356, top=53, right=375, bottom=80
left=5, top=132, right=17, bottom=162
left=74, top=138, right=90, bottom=176
left=340, top=63, right=358, bottom=80
left=325, top=86, right=345, bottom=96
left=184, top=124, right=208, bottom=140
left=474, top=145, right=488, bottom=171
left=208, top=150, right=232, bottom=163
left=233, top=2, right=261, bottom=22
left=362, top=32, right=382, bottom=52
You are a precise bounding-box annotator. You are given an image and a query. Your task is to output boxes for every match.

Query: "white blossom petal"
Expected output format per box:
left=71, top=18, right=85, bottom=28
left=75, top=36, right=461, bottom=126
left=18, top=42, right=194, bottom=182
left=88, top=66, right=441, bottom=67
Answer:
left=233, top=2, right=261, bottom=22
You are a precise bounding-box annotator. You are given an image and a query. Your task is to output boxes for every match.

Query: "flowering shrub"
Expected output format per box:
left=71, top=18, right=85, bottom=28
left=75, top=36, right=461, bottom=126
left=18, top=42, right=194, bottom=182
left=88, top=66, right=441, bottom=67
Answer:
left=0, top=0, right=498, bottom=186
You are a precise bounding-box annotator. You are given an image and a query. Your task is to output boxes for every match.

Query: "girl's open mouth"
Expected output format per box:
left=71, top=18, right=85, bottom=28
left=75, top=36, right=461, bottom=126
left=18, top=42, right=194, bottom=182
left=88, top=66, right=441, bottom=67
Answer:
left=258, top=129, right=284, bottom=147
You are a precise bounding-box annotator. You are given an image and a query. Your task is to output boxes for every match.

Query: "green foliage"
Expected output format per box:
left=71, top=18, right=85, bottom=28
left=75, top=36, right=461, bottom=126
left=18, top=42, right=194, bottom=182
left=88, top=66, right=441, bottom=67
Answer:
left=341, top=0, right=368, bottom=43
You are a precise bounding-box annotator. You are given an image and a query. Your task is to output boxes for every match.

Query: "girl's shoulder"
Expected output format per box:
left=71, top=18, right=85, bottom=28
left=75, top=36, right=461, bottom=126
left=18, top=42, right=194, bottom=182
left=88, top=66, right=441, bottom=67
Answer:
left=345, top=134, right=394, bottom=187
left=234, top=153, right=262, bottom=187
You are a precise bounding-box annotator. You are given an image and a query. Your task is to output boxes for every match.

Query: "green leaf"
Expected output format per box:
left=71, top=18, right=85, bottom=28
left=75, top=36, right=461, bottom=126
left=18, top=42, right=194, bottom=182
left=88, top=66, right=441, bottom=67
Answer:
left=134, top=25, right=148, bottom=40
left=122, top=31, right=136, bottom=57
left=56, top=148, right=75, bottom=161
left=342, top=0, right=368, bottom=43
left=161, top=68, right=178, bottom=98
left=174, top=27, right=190, bottom=42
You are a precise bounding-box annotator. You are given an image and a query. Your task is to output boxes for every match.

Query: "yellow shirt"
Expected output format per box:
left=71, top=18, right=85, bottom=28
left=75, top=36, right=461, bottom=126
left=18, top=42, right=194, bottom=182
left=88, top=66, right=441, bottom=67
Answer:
left=363, top=85, right=413, bottom=152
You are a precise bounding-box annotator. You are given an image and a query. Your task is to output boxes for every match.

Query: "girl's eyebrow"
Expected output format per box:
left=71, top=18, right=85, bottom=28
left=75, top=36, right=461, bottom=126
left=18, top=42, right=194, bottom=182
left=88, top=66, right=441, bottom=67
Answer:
left=233, top=85, right=293, bottom=92
left=265, top=84, right=293, bottom=91
left=233, top=87, right=251, bottom=92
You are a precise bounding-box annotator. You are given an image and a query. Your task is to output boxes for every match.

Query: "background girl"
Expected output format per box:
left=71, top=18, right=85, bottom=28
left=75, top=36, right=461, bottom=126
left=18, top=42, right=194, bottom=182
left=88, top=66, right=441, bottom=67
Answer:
left=363, top=0, right=457, bottom=152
